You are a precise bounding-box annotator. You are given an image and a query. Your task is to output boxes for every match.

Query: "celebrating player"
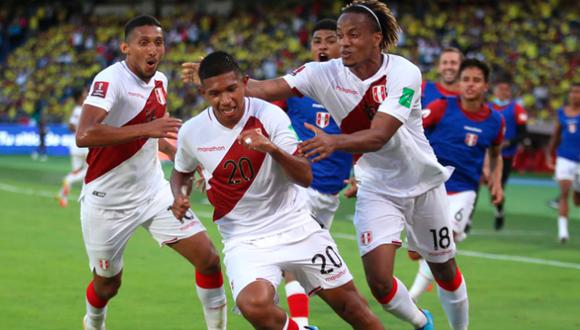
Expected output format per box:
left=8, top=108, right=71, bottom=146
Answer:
left=421, top=47, right=463, bottom=110
left=488, top=74, right=528, bottom=230
left=76, top=16, right=226, bottom=330
left=409, top=59, right=505, bottom=301
left=58, top=87, right=89, bottom=207
left=172, top=51, right=383, bottom=330
left=546, top=82, right=580, bottom=243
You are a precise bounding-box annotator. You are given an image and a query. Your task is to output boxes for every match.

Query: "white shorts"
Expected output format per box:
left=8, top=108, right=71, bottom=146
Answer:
left=354, top=184, right=456, bottom=263
left=80, top=183, right=205, bottom=277
left=303, top=187, right=340, bottom=229
left=574, top=166, right=580, bottom=192
left=447, top=191, right=477, bottom=242
left=223, top=221, right=353, bottom=302
left=555, top=157, right=579, bottom=181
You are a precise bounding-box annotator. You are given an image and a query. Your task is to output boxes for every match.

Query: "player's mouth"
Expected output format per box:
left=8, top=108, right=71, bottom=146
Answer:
left=341, top=51, right=351, bottom=60
left=318, top=53, right=329, bottom=62
left=220, top=107, right=237, bottom=116
left=145, top=58, right=158, bottom=70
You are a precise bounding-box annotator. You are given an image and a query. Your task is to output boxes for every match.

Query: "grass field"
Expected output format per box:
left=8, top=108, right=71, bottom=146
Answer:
left=1, top=155, right=579, bottom=330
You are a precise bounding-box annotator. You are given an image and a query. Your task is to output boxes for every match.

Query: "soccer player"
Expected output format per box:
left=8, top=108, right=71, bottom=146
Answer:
left=546, top=83, right=580, bottom=243
left=409, top=59, right=505, bottom=301
left=182, top=1, right=469, bottom=329
left=272, top=18, right=353, bottom=328
left=58, top=87, right=89, bottom=207
left=76, top=16, right=226, bottom=330
left=172, top=51, right=383, bottom=330
left=421, top=47, right=462, bottom=111
left=488, top=75, right=528, bottom=230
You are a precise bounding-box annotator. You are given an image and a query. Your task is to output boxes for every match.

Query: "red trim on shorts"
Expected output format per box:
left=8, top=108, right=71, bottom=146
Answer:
left=287, top=293, right=309, bottom=318
left=86, top=281, right=108, bottom=308
left=195, top=271, right=224, bottom=289
left=307, top=286, right=322, bottom=296
left=376, top=277, right=398, bottom=304
left=287, top=317, right=300, bottom=330
left=435, top=266, right=463, bottom=291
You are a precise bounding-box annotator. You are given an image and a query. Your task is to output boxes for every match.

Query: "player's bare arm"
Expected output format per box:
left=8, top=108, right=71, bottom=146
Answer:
left=487, top=144, right=504, bottom=205
left=239, top=128, right=312, bottom=187
left=545, top=121, right=562, bottom=169
left=169, top=169, right=194, bottom=220
left=76, top=104, right=182, bottom=147
left=158, top=138, right=176, bottom=161
left=182, top=61, right=294, bottom=101
left=301, top=112, right=402, bottom=162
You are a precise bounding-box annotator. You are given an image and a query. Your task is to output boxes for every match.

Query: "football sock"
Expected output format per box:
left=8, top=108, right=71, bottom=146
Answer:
left=66, top=168, right=87, bottom=187
left=435, top=267, right=469, bottom=330
left=195, top=271, right=227, bottom=330
left=377, top=277, right=427, bottom=328
left=558, top=216, right=569, bottom=240
left=409, top=259, right=434, bottom=301
left=85, top=281, right=108, bottom=329
left=285, top=281, right=309, bottom=328
left=283, top=315, right=300, bottom=330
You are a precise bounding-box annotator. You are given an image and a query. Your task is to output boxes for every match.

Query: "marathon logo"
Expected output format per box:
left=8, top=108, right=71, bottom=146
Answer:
left=91, top=81, right=109, bottom=98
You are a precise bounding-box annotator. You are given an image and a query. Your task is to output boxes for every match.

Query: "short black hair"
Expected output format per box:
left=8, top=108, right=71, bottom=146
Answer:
left=72, top=88, right=85, bottom=101
left=459, top=59, right=491, bottom=83
left=124, top=15, right=162, bottom=41
left=199, top=51, right=243, bottom=82
left=312, top=18, right=337, bottom=34
left=493, top=72, right=513, bottom=86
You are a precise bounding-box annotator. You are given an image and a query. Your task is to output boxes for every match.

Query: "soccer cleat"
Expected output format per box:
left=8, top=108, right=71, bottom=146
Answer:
left=59, top=198, right=68, bottom=208
left=416, top=309, right=434, bottom=330
left=304, top=326, right=320, bottom=330
left=83, top=315, right=105, bottom=330
left=494, top=215, right=504, bottom=231
left=547, top=197, right=559, bottom=210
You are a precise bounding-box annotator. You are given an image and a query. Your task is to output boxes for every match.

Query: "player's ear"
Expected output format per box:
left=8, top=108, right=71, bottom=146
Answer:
left=241, top=75, right=250, bottom=86
left=120, top=41, right=129, bottom=55
left=373, top=31, right=382, bottom=49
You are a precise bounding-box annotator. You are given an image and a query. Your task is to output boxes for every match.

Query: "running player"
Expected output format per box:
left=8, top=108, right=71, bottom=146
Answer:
left=546, top=82, right=580, bottom=243
left=409, top=59, right=505, bottom=301
left=488, top=74, right=528, bottom=230
left=58, top=87, right=89, bottom=207
left=172, top=51, right=383, bottom=330
left=421, top=47, right=462, bottom=112
left=182, top=1, right=468, bottom=329
left=76, top=16, right=226, bottom=330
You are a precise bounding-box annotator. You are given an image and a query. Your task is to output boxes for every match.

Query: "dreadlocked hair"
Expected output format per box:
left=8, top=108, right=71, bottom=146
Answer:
left=342, top=0, right=400, bottom=51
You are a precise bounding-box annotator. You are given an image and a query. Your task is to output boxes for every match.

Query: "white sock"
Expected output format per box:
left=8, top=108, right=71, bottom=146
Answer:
left=409, top=259, right=434, bottom=302
left=285, top=281, right=309, bottom=328
left=558, top=216, right=569, bottom=239
left=437, top=275, right=469, bottom=330
left=380, top=277, right=427, bottom=328
left=85, top=299, right=107, bottom=330
left=196, top=286, right=227, bottom=330
left=66, top=168, right=87, bottom=185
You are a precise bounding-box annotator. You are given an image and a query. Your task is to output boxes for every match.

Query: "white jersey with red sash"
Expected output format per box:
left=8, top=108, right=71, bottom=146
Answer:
left=81, top=61, right=168, bottom=209
left=175, top=97, right=311, bottom=242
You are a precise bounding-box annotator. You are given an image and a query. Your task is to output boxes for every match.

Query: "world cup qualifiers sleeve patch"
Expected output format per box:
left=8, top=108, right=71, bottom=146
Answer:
left=91, top=81, right=110, bottom=98
left=399, top=87, right=415, bottom=109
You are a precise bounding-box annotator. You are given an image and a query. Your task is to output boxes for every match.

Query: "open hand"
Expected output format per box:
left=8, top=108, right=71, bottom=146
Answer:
left=299, top=123, right=337, bottom=162
left=146, top=117, right=182, bottom=139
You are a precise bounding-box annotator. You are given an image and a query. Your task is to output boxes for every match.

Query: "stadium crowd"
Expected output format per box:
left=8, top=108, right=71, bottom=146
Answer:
left=0, top=1, right=577, bottom=124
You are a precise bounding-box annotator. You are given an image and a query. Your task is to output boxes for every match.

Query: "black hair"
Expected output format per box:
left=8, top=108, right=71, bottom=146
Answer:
left=342, top=0, right=400, bottom=50
left=312, top=18, right=337, bottom=35
left=124, top=15, right=162, bottom=41
left=459, top=59, right=491, bottom=83
left=199, top=51, right=243, bottom=82
left=72, top=88, right=85, bottom=101
left=492, top=72, right=513, bottom=86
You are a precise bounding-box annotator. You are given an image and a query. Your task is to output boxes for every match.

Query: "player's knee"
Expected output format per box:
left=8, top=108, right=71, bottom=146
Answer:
left=429, top=258, right=456, bottom=282
left=95, top=278, right=122, bottom=300
left=236, top=293, right=273, bottom=325
left=367, top=274, right=395, bottom=298
left=196, top=252, right=221, bottom=274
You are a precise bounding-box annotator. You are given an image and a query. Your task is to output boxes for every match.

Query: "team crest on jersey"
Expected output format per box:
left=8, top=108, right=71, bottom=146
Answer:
left=154, top=87, right=166, bottom=105
left=98, top=259, right=109, bottom=270
left=91, top=81, right=109, bottom=98
left=372, top=85, right=387, bottom=103
left=360, top=231, right=373, bottom=245
left=465, top=133, right=479, bottom=147
left=569, top=123, right=577, bottom=134
left=316, top=112, right=331, bottom=128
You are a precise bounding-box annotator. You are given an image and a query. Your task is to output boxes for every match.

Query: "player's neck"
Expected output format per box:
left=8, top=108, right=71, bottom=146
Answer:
left=349, top=53, right=383, bottom=81
left=568, top=104, right=580, bottom=114
left=439, top=81, right=459, bottom=92
left=460, top=97, right=484, bottom=113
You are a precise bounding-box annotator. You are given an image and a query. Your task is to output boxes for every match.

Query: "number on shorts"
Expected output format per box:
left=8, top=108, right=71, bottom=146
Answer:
left=224, top=157, right=254, bottom=184
left=311, top=246, right=343, bottom=274
left=454, top=208, right=464, bottom=222
left=429, top=227, right=451, bottom=250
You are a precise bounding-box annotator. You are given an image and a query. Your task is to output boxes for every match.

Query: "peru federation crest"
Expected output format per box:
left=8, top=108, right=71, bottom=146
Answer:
left=372, top=85, right=387, bottom=103
left=465, top=133, right=479, bottom=147
left=316, top=112, right=331, bottom=128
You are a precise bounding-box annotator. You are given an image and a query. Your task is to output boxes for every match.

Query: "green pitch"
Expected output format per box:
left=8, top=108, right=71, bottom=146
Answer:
left=0, top=156, right=579, bottom=329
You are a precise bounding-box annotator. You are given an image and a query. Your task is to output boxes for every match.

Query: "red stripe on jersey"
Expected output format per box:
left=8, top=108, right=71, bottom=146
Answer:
left=84, top=80, right=166, bottom=183
left=206, top=116, right=269, bottom=221
left=340, top=75, right=387, bottom=163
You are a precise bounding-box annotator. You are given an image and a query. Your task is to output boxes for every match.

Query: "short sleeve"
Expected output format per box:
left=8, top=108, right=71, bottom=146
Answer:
left=263, top=103, right=300, bottom=155
left=282, top=62, right=323, bottom=101
left=174, top=124, right=199, bottom=173
left=514, top=104, right=528, bottom=125
left=84, top=70, right=118, bottom=112
left=377, top=64, right=422, bottom=124
left=422, top=99, right=448, bottom=128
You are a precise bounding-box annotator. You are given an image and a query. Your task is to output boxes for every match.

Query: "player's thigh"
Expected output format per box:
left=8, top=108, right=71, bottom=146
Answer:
left=284, top=226, right=353, bottom=296
left=448, top=191, right=477, bottom=242
left=354, top=187, right=406, bottom=257
left=305, top=187, right=340, bottom=229
left=81, top=201, right=140, bottom=277
left=555, top=157, right=578, bottom=182
left=407, top=184, right=456, bottom=263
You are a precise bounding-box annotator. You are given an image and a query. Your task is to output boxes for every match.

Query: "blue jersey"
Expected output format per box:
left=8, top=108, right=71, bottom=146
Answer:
left=556, top=107, right=580, bottom=162
left=421, top=81, right=459, bottom=109
left=489, top=101, right=527, bottom=158
left=286, top=96, right=353, bottom=194
left=426, top=98, right=504, bottom=192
